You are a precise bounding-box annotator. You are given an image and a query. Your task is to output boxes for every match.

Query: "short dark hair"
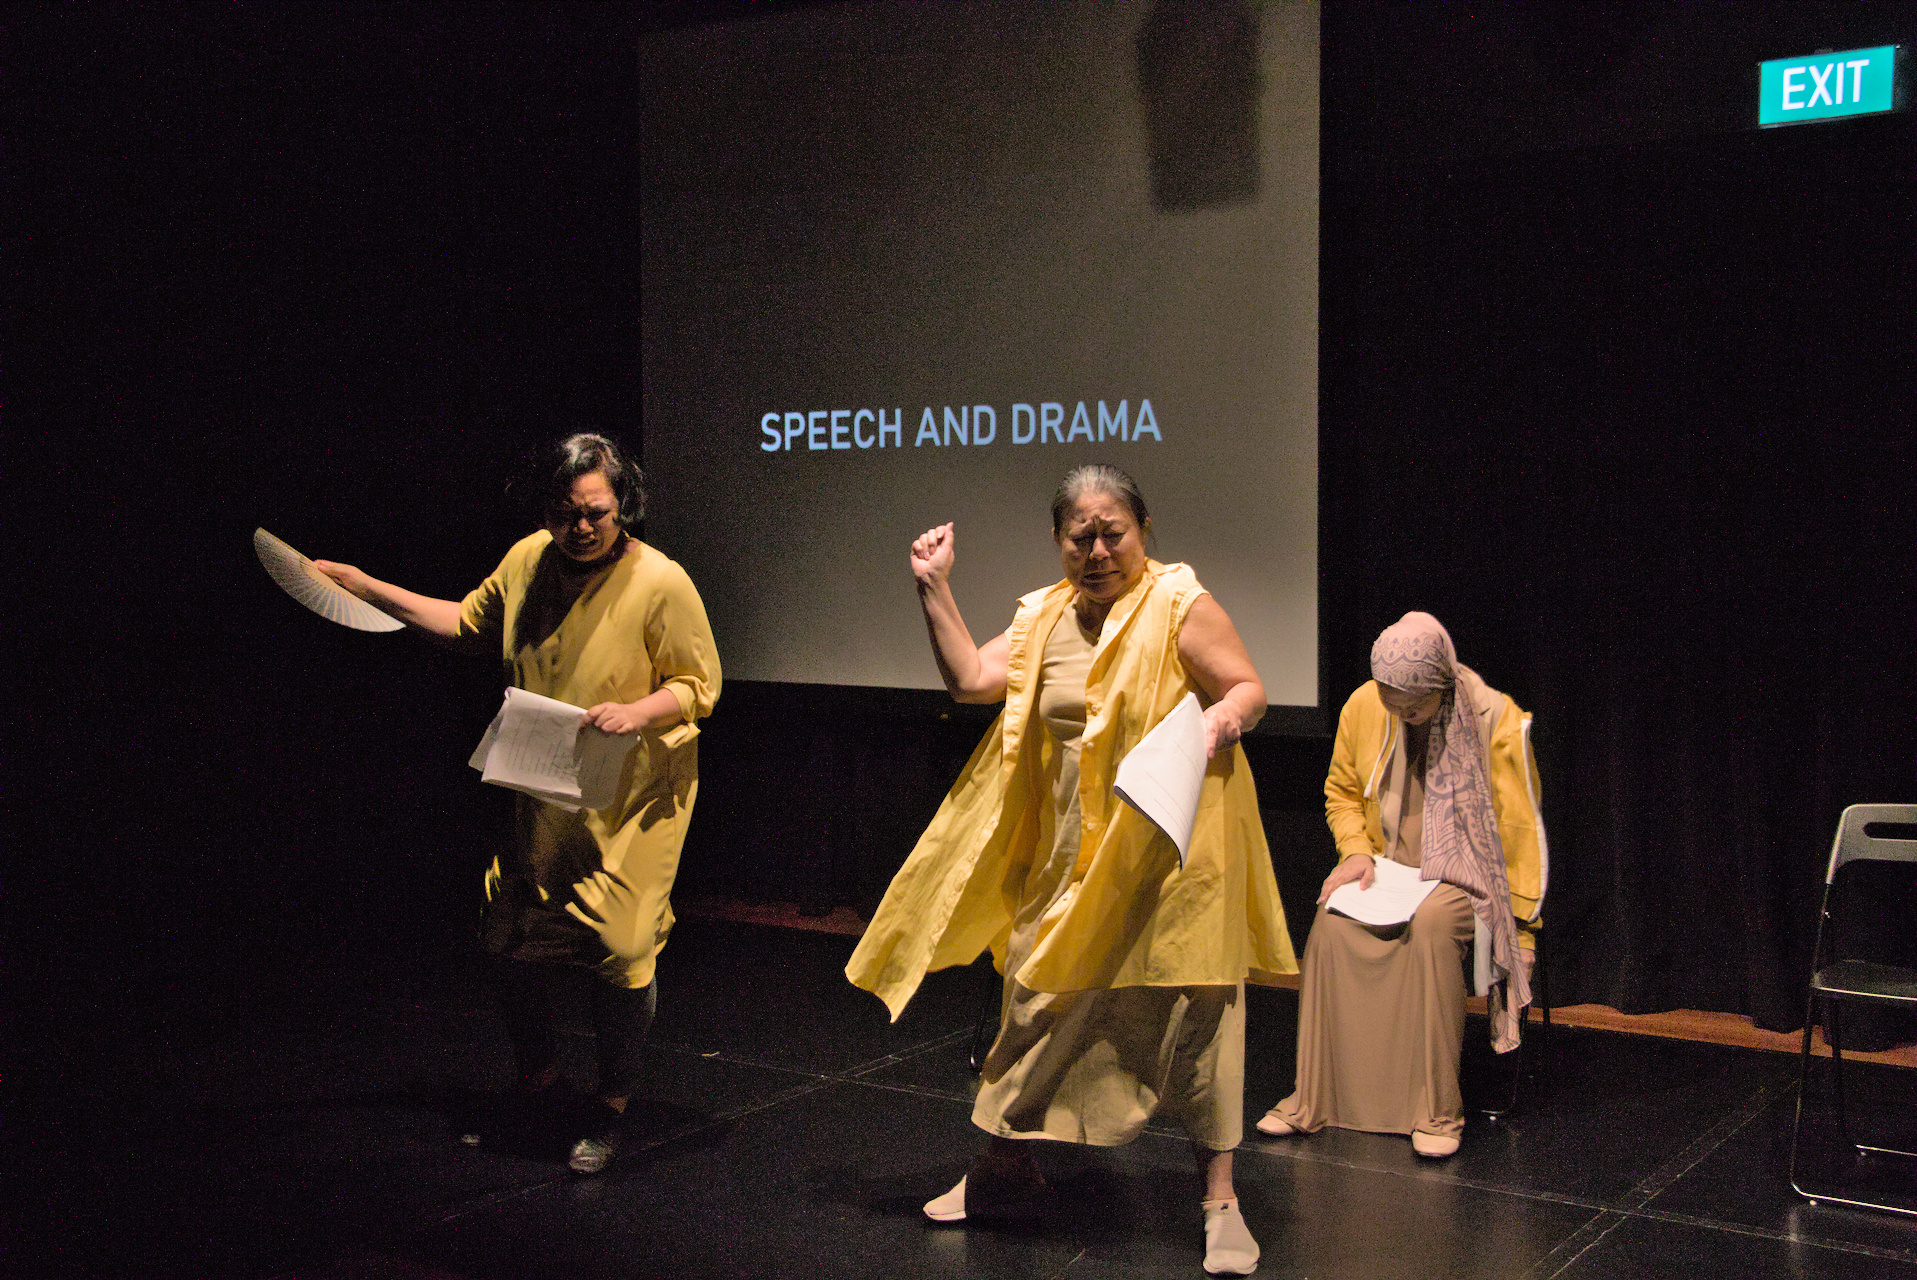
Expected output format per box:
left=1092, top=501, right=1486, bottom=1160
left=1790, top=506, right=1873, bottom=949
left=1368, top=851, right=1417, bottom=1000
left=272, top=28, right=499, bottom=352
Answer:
left=522, top=432, right=646, bottom=527
left=1051, top=463, right=1149, bottom=536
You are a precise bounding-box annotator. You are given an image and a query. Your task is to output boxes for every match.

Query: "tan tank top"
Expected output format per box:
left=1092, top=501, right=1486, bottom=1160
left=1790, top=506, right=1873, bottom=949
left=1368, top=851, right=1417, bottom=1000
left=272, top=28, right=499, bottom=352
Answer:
left=1037, top=610, right=1099, bottom=873
left=1391, top=721, right=1430, bottom=867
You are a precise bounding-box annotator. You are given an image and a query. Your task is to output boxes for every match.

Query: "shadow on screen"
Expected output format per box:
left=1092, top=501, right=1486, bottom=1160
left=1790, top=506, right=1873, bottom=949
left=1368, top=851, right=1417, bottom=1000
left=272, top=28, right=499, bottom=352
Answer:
left=1137, top=0, right=1261, bottom=212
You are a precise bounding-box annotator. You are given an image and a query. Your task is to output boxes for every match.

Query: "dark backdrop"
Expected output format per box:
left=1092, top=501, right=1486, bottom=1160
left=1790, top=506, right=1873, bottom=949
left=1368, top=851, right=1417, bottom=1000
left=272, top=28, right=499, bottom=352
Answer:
left=7, top=2, right=1913, bottom=1063
left=1316, top=1, right=1916, bottom=1033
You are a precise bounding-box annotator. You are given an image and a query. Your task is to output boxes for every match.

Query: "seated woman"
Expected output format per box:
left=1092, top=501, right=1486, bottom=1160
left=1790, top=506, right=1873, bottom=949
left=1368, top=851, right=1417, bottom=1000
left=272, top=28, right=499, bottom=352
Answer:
left=1257, top=612, right=1542, bottom=1158
left=847, top=465, right=1296, bottom=1277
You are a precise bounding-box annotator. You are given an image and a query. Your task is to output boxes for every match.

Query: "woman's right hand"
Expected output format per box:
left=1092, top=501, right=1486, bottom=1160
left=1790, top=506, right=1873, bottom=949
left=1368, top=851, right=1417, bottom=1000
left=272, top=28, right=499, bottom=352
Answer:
left=303, top=559, right=470, bottom=643
left=910, top=522, right=955, bottom=589
left=909, top=521, right=1008, bottom=703
left=1316, top=854, right=1376, bottom=904
left=311, top=560, right=375, bottom=601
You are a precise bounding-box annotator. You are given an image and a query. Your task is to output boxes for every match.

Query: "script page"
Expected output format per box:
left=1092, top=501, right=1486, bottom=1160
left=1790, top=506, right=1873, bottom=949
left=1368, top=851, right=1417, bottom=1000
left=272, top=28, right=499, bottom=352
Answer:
left=1113, top=693, right=1208, bottom=866
left=470, top=688, right=632, bottom=810
left=1324, top=855, right=1440, bottom=927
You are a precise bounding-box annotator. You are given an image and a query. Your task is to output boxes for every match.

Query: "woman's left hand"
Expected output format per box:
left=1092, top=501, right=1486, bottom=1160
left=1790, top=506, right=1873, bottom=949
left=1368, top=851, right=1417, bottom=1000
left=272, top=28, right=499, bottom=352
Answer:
left=582, top=701, right=654, bottom=735
left=1201, top=701, right=1244, bottom=759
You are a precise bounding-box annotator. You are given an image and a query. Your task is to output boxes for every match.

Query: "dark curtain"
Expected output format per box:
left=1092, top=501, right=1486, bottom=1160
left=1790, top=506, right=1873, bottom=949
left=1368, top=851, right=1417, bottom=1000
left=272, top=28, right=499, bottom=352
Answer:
left=1319, top=4, right=1916, bottom=1030
left=8, top=2, right=1913, bottom=1051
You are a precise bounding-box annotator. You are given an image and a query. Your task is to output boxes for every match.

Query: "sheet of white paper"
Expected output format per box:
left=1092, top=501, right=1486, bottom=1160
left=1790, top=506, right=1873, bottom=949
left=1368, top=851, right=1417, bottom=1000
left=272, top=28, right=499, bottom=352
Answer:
left=470, top=687, right=633, bottom=811
left=1324, top=854, right=1442, bottom=927
left=573, top=725, right=633, bottom=809
left=467, top=711, right=503, bottom=771
left=253, top=527, right=406, bottom=632
left=1113, top=692, right=1208, bottom=866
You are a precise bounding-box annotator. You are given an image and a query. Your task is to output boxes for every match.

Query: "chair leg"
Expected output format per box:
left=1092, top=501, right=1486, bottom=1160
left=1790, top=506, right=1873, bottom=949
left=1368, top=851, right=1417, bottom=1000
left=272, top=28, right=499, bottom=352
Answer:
left=1534, top=930, right=1551, bottom=1037
left=1476, top=986, right=1524, bottom=1121
left=1789, top=991, right=1823, bottom=1197
left=1790, top=994, right=1917, bottom=1215
left=1827, top=1002, right=1849, bottom=1149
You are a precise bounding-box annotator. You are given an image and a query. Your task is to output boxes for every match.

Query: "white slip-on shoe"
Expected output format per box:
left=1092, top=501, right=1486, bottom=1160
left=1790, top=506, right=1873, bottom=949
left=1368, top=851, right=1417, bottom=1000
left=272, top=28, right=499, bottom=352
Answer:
left=923, top=1175, right=969, bottom=1222
left=1410, top=1130, right=1460, bottom=1158
left=924, top=1152, right=1052, bottom=1224
left=568, top=1134, right=617, bottom=1174
left=1202, top=1198, right=1259, bottom=1275
left=1254, top=1108, right=1301, bottom=1137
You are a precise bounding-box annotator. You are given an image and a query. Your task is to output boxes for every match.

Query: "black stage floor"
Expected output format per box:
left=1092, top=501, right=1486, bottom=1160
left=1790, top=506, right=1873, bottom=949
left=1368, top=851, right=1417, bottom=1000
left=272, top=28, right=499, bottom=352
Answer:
left=11, top=918, right=1915, bottom=1279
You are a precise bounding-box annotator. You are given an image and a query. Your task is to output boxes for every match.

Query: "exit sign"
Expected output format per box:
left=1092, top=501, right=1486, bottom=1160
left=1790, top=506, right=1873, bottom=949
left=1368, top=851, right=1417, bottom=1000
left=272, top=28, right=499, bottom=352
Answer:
left=1760, top=46, right=1898, bottom=126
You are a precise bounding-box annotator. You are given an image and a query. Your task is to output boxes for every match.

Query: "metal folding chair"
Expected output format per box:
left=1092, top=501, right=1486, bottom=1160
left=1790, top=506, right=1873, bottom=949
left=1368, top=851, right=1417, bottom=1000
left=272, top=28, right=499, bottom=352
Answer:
left=1788, top=802, right=1917, bottom=1216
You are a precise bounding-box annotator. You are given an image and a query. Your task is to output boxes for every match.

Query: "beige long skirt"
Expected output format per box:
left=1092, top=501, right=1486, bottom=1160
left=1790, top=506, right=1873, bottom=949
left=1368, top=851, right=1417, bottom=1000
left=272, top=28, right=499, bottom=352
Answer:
left=970, top=612, right=1244, bottom=1151
left=971, top=871, right=1245, bottom=1151
left=1267, top=886, right=1475, bottom=1139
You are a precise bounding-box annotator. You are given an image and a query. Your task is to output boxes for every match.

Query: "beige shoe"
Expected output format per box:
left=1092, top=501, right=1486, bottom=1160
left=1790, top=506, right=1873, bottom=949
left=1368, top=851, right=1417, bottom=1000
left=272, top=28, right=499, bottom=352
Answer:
left=1254, top=1108, right=1302, bottom=1137
left=568, top=1134, right=617, bottom=1174
left=922, top=1152, right=1049, bottom=1223
left=1202, top=1198, right=1260, bottom=1275
left=1411, top=1130, right=1460, bottom=1158
left=923, top=1175, right=970, bottom=1222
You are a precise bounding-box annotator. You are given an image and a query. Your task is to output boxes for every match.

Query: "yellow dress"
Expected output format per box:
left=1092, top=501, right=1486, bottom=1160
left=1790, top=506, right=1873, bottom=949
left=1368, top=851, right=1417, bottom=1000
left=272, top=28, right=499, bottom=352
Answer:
left=848, top=560, right=1296, bottom=1069
left=459, top=531, right=721, bottom=988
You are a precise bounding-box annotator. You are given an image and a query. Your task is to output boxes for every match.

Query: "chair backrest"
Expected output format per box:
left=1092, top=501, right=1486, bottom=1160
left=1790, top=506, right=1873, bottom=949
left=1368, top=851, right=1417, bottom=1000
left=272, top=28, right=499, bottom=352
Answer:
left=1825, top=803, right=1917, bottom=883
left=1520, top=713, right=1548, bottom=923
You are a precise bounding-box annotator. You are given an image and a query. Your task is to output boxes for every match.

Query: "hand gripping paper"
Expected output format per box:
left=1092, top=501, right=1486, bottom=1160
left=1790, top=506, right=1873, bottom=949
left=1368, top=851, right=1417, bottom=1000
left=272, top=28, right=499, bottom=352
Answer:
left=469, top=687, right=634, bottom=811
left=1324, top=855, right=1441, bottom=927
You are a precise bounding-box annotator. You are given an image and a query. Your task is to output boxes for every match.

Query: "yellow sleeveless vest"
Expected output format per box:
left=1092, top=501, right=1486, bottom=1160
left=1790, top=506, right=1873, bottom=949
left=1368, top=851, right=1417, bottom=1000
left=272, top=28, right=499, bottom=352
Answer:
left=847, top=561, right=1296, bottom=1019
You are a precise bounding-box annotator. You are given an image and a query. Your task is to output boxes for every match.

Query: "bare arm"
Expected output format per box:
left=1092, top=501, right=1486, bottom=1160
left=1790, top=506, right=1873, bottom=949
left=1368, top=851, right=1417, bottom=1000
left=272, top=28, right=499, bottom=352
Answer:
left=312, top=560, right=483, bottom=653
left=1176, top=593, right=1266, bottom=758
left=910, top=523, right=1009, bottom=703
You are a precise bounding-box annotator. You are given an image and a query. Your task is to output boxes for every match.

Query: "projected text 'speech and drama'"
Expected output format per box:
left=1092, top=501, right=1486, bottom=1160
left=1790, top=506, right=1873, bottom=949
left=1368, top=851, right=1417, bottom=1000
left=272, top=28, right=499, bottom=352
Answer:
left=644, top=3, right=1320, bottom=696
left=761, top=400, right=1162, bottom=452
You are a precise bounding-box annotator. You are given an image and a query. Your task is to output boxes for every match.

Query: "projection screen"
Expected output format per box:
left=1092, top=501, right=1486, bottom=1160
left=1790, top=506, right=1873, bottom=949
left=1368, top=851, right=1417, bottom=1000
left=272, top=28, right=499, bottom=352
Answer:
left=642, top=0, right=1319, bottom=710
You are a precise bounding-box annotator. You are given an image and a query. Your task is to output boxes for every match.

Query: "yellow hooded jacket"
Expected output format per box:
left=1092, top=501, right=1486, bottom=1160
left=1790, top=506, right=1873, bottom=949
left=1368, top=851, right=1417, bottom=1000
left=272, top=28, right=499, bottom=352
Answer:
left=1325, top=675, right=1545, bottom=939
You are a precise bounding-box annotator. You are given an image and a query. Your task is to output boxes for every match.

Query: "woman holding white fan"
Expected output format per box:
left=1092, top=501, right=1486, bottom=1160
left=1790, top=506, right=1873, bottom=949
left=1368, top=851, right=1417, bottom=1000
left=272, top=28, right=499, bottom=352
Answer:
left=315, top=432, right=720, bottom=1173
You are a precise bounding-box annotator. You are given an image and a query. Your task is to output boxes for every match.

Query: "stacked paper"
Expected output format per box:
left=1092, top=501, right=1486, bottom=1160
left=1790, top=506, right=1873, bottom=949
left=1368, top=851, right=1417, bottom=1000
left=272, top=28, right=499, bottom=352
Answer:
left=469, top=687, right=634, bottom=811
left=1325, top=854, right=1441, bottom=926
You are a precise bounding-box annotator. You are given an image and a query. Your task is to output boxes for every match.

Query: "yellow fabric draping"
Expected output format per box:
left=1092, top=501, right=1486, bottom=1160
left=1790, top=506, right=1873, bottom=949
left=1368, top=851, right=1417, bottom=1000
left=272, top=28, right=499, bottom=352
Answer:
left=848, top=561, right=1296, bottom=1020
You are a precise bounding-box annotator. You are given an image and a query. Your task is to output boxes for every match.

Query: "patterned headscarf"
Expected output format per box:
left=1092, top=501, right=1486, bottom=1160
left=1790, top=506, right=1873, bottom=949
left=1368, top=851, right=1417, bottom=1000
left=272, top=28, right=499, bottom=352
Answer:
left=1371, top=612, right=1532, bottom=1052
left=1370, top=611, right=1456, bottom=696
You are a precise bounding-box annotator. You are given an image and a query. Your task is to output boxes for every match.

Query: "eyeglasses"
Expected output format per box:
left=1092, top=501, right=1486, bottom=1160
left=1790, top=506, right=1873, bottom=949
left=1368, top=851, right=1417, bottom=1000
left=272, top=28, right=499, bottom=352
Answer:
left=546, top=504, right=618, bottom=528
